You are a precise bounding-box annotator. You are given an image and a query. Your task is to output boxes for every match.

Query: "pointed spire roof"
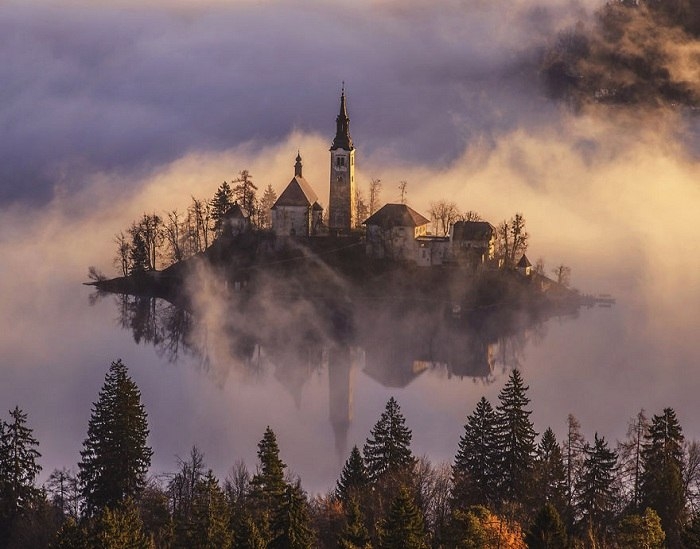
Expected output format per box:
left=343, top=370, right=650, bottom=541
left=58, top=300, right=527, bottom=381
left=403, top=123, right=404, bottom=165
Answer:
left=331, top=85, right=354, bottom=151
left=294, top=151, right=303, bottom=177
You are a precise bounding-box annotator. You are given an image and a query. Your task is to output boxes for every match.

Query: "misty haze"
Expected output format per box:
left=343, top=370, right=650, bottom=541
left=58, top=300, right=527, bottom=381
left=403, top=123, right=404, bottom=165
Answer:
left=1, top=0, right=700, bottom=545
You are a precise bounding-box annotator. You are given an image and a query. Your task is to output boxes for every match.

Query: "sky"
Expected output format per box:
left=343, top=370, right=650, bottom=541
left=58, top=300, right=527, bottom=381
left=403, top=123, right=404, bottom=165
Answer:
left=1, top=0, right=700, bottom=489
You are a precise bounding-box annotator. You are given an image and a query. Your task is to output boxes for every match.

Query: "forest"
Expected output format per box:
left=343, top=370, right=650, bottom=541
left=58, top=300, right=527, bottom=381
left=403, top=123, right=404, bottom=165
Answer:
left=2, top=359, right=699, bottom=548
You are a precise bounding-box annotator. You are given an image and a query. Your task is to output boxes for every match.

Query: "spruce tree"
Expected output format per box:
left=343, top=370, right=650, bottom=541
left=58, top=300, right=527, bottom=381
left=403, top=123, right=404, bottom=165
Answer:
left=0, top=406, right=42, bottom=545
left=640, top=407, right=686, bottom=548
left=363, top=397, right=415, bottom=482
left=494, top=369, right=537, bottom=506
left=232, top=508, right=266, bottom=549
left=525, top=503, right=567, bottom=549
left=79, top=359, right=152, bottom=516
left=187, top=471, right=232, bottom=549
left=336, top=446, right=369, bottom=504
left=210, top=181, right=234, bottom=235
left=452, top=396, right=499, bottom=509
left=339, top=496, right=371, bottom=549
left=88, top=498, right=152, bottom=549
left=269, top=480, right=315, bottom=549
left=379, top=486, right=426, bottom=549
left=532, top=427, right=567, bottom=514
left=249, top=426, right=287, bottom=543
left=575, top=433, right=617, bottom=540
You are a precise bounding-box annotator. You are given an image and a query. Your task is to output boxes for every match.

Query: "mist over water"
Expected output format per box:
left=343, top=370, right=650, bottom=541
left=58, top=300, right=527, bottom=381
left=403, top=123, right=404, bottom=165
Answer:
left=1, top=0, right=700, bottom=493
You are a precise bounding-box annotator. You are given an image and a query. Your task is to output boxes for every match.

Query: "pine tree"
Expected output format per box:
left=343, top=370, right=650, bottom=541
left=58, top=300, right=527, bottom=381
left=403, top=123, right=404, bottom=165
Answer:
left=640, top=407, right=686, bottom=548
left=494, top=369, right=537, bottom=506
left=79, top=359, right=152, bottom=516
left=525, top=503, right=567, bottom=549
left=232, top=508, right=266, bottom=549
left=616, top=507, right=665, bottom=549
left=575, top=433, right=618, bottom=540
left=336, top=446, right=369, bottom=504
left=129, top=231, right=150, bottom=274
left=269, top=480, right=315, bottom=549
left=258, top=184, right=278, bottom=229
left=379, top=486, right=426, bottom=549
left=249, top=426, right=287, bottom=543
left=0, top=406, right=42, bottom=545
left=88, top=498, right=152, bottom=549
left=210, top=181, right=234, bottom=235
left=232, top=170, right=258, bottom=222
left=338, top=496, right=371, bottom=549
left=188, top=471, right=232, bottom=549
left=532, top=428, right=567, bottom=515
left=363, top=397, right=415, bottom=483
left=452, top=396, right=499, bottom=510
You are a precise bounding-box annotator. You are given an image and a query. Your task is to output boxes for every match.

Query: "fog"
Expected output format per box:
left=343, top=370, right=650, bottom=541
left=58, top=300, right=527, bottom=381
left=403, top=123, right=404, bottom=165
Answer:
left=1, top=0, right=699, bottom=492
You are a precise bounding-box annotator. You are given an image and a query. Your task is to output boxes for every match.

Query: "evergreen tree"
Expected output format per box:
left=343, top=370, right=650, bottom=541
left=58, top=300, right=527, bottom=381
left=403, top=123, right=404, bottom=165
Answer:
left=79, top=359, right=152, bottom=516
left=51, top=517, right=89, bottom=549
left=532, top=428, right=567, bottom=515
left=232, top=508, right=266, bottom=549
left=525, top=503, right=567, bottom=549
left=336, top=446, right=369, bottom=504
left=129, top=231, right=150, bottom=275
left=269, top=480, right=315, bottom=549
left=379, top=486, right=427, bottom=549
left=210, top=181, right=234, bottom=235
left=681, top=511, right=700, bottom=548
left=258, top=184, right=278, bottom=229
left=338, top=496, right=371, bottom=549
left=640, top=407, right=686, bottom=548
left=0, top=406, right=42, bottom=545
left=575, top=433, right=618, bottom=541
left=249, top=426, right=287, bottom=543
left=187, top=471, right=232, bottom=549
left=232, top=170, right=258, bottom=223
left=363, top=397, right=415, bottom=482
left=88, top=498, right=152, bottom=549
left=616, top=507, right=665, bottom=549
left=494, top=369, right=537, bottom=506
left=452, top=396, right=499, bottom=509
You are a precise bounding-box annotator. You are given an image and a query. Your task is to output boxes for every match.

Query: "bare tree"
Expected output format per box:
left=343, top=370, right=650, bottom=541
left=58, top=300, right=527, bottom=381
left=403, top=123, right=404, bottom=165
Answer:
left=369, top=178, right=382, bottom=215
left=398, top=180, right=408, bottom=204
left=429, top=200, right=460, bottom=236
left=355, top=186, right=368, bottom=228
left=617, top=409, right=649, bottom=511
left=460, top=210, right=482, bottom=222
left=114, top=231, right=131, bottom=277
left=163, top=210, right=184, bottom=265
left=534, top=258, right=546, bottom=275
left=189, top=197, right=211, bottom=252
left=496, top=213, right=529, bottom=267
left=552, top=264, right=572, bottom=287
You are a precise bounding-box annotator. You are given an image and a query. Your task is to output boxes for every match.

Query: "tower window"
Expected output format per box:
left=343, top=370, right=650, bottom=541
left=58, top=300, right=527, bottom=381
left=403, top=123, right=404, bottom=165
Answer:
left=336, top=157, right=346, bottom=167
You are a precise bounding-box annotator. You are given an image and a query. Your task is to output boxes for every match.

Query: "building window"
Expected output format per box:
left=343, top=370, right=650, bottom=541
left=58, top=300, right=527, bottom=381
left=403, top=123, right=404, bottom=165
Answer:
left=336, top=157, right=346, bottom=167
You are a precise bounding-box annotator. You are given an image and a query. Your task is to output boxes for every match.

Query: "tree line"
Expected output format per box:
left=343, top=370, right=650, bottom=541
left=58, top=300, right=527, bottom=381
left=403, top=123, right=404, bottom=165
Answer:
left=5, top=363, right=699, bottom=547
left=112, top=171, right=279, bottom=277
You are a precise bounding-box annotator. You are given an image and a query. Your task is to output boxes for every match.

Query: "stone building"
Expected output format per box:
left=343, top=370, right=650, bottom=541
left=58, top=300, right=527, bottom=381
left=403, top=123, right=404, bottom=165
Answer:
left=271, top=153, right=323, bottom=237
left=328, top=88, right=356, bottom=233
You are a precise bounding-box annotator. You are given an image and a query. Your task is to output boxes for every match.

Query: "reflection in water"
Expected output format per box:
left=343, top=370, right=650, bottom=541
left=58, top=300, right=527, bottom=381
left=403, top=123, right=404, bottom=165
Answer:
left=94, top=289, right=583, bottom=460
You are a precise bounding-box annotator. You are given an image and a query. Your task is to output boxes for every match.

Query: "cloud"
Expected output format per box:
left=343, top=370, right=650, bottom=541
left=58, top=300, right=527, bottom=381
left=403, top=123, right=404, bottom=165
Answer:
left=0, top=0, right=598, bottom=206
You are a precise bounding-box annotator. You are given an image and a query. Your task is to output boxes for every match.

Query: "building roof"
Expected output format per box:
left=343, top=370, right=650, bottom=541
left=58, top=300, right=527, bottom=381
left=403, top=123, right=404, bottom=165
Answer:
left=272, top=176, right=320, bottom=209
left=223, top=203, right=249, bottom=219
left=517, top=254, right=532, bottom=268
left=330, top=88, right=354, bottom=151
left=363, top=203, right=430, bottom=228
left=451, top=221, right=495, bottom=241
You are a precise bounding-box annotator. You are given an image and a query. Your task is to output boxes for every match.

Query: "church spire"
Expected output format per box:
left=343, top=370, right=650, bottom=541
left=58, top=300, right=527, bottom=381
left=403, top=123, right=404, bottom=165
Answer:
left=294, top=151, right=303, bottom=177
left=331, top=85, right=354, bottom=151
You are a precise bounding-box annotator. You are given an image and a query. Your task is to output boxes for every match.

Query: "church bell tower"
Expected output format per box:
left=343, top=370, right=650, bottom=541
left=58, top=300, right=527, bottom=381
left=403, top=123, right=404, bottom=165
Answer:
left=329, top=86, right=356, bottom=232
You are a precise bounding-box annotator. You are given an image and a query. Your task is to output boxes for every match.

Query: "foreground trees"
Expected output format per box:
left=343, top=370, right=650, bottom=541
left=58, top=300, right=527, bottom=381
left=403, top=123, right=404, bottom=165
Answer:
left=8, top=361, right=700, bottom=548
left=79, top=359, right=152, bottom=516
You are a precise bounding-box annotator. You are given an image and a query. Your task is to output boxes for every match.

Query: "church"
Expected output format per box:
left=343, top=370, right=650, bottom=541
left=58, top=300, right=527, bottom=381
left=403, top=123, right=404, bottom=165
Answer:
left=269, top=88, right=497, bottom=269
left=271, top=87, right=356, bottom=237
